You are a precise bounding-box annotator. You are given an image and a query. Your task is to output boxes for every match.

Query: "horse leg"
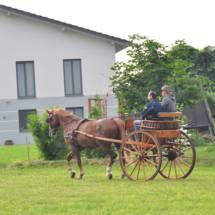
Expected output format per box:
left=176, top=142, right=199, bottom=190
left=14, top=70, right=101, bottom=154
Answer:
left=97, top=140, right=117, bottom=179
left=72, top=145, right=84, bottom=180
left=66, top=150, right=75, bottom=178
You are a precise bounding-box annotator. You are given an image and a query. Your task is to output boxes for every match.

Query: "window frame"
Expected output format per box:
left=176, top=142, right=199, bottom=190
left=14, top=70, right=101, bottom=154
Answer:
left=63, top=59, right=83, bottom=96
left=16, top=61, right=36, bottom=99
left=66, top=107, right=84, bottom=118
left=18, top=109, right=36, bottom=132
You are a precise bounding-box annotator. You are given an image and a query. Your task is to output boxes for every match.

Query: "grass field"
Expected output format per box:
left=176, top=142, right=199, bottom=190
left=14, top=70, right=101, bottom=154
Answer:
left=0, top=145, right=215, bottom=214
left=0, top=145, right=40, bottom=169
left=0, top=164, right=215, bottom=215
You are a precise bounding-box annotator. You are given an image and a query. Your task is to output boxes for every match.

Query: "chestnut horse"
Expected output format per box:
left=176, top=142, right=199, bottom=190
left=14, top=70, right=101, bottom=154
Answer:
left=46, top=109, right=129, bottom=179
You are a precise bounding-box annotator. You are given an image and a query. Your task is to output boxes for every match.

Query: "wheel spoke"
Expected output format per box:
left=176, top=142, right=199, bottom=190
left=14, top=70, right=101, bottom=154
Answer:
left=161, top=160, right=169, bottom=172
left=176, top=158, right=185, bottom=175
left=168, top=161, right=173, bottom=178
left=182, top=147, right=191, bottom=152
left=136, top=161, right=141, bottom=180
left=147, top=154, right=160, bottom=157
left=142, top=137, right=151, bottom=153
left=123, top=146, right=138, bottom=155
left=141, top=161, right=146, bottom=180
left=122, top=156, right=136, bottom=159
left=146, top=145, right=157, bottom=154
left=177, top=157, right=191, bottom=167
left=133, top=133, right=141, bottom=152
left=178, top=138, right=187, bottom=149
left=125, top=158, right=139, bottom=168
left=162, top=157, right=168, bottom=162
left=174, top=160, right=177, bottom=179
left=183, top=156, right=193, bottom=158
left=143, top=160, right=153, bottom=174
left=127, top=137, right=140, bottom=154
left=145, top=158, right=158, bottom=167
left=140, top=133, right=145, bottom=152
left=129, top=160, right=140, bottom=177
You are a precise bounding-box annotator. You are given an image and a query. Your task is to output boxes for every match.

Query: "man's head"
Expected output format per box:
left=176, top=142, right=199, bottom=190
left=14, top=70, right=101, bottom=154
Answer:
left=161, top=85, right=171, bottom=97
left=148, top=91, right=156, bottom=100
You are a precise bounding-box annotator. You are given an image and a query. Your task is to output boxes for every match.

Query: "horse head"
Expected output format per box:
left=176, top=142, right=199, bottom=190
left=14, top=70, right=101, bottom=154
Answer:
left=46, top=109, right=61, bottom=137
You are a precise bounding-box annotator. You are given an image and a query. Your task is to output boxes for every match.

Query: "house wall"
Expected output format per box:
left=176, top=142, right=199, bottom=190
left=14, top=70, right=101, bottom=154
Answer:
left=0, top=11, right=119, bottom=145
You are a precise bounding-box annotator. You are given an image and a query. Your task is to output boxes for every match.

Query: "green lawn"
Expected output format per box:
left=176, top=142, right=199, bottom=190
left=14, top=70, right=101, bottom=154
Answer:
left=0, top=145, right=215, bottom=214
left=1, top=145, right=215, bottom=169
left=0, top=164, right=215, bottom=215
left=195, top=146, right=215, bottom=160
left=0, top=145, right=40, bottom=168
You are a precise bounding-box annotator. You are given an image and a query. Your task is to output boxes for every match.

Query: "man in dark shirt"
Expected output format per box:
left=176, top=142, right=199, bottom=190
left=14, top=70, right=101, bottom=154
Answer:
left=133, top=91, right=164, bottom=140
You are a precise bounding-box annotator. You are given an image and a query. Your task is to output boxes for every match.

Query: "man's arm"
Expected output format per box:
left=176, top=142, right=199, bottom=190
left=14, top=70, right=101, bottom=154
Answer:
left=140, top=103, right=152, bottom=120
left=161, top=97, right=169, bottom=112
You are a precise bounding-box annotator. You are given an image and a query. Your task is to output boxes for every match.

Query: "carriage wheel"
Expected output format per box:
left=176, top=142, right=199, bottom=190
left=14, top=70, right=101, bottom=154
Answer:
left=155, top=130, right=196, bottom=179
left=120, top=130, right=162, bottom=181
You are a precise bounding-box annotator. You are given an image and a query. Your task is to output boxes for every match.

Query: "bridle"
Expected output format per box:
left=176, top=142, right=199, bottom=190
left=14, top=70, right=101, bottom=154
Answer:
left=47, top=112, right=77, bottom=134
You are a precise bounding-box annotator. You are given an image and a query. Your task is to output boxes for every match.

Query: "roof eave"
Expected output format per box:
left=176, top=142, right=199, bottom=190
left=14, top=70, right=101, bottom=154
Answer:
left=0, top=4, right=129, bottom=53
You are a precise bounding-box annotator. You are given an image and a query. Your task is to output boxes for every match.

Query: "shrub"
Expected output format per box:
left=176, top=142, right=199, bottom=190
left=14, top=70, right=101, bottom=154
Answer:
left=28, top=107, right=69, bottom=160
left=189, top=134, right=207, bottom=146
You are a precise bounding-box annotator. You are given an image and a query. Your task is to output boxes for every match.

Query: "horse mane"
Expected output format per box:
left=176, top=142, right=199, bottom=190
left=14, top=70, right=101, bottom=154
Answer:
left=54, top=108, right=77, bottom=119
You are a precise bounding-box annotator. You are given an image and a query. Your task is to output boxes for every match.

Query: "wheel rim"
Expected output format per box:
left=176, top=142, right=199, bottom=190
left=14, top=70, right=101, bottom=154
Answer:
left=120, top=130, right=162, bottom=181
left=157, top=131, right=196, bottom=179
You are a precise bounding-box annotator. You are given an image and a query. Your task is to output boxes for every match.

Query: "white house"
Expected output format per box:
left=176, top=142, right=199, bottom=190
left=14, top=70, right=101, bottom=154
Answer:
left=0, top=4, right=128, bottom=145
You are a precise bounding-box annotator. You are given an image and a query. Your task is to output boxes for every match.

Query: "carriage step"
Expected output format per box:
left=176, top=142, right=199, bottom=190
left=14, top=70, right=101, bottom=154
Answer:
left=113, top=159, right=119, bottom=161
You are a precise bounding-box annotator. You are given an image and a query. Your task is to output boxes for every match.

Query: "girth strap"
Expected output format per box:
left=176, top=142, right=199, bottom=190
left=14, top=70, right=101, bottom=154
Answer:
left=64, top=118, right=89, bottom=140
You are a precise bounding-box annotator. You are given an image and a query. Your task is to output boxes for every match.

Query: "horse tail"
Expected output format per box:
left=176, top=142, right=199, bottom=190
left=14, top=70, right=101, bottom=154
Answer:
left=114, top=118, right=127, bottom=140
left=115, top=119, right=133, bottom=165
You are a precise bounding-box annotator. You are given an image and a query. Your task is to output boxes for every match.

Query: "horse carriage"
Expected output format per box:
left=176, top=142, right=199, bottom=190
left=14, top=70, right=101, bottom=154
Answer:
left=46, top=109, right=196, bottom=182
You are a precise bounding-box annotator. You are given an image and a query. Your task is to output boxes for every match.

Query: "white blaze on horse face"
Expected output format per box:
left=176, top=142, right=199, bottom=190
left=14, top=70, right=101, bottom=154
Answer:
left=106, top=167, right=112, bottom=176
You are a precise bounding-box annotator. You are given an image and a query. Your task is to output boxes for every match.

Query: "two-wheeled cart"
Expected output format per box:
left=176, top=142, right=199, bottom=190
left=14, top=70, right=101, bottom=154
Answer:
left=120, top=112, right=196, bottom=181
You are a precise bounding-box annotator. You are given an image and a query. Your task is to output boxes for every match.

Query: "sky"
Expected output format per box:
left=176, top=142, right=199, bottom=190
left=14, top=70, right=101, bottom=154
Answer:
left=0, top=0, right=215, bottom=62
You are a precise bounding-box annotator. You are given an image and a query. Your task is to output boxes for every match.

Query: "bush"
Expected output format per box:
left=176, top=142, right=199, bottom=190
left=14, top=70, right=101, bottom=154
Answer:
left=190, top=134, right=207, bottom=146
left=28, top=107, right=69, bottom=160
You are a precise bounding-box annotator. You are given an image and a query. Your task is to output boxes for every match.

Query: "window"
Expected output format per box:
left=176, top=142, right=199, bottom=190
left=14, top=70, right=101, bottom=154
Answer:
left=66, top=107, right=83, bottom=118
left=16, top=61, right=36, bottom=98
left=64, top=59, right=82, bottom=96
left=19, top=109, right=36, bottom=131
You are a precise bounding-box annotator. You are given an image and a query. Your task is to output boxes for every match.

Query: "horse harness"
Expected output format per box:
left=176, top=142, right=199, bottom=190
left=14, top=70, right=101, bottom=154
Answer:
left=64, top=118, right=89, bottom=141
left=64, top=117, right=120, bottom=151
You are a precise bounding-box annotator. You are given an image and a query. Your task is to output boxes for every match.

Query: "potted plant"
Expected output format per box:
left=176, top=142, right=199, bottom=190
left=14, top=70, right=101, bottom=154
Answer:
left=5, top=140, right=14, bottom=146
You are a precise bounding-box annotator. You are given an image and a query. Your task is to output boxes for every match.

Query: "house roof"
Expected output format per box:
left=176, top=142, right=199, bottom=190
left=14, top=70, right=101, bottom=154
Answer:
left=0, top=4, right=129, bottom=53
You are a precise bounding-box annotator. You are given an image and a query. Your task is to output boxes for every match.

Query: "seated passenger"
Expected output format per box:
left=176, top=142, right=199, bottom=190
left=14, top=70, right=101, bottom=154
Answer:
left=160, top=85, right=176, bottom=112
left=160, top=85, right=177, bottom=120
left=133, top=91, right=164, bottom=141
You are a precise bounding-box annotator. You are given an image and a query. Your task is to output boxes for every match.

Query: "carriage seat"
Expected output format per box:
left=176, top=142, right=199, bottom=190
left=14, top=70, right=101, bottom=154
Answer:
left=141, top=112, right=182, bottom=130
left=124, top=113, right=182, bottom=131
left=157, top=112, right=182, bottom=118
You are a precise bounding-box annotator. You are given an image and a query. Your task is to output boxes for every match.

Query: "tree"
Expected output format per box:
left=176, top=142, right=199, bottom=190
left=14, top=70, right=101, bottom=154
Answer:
left=88, top=89, right=105, bottom=118
left=110, top=34, right=211, bottom=113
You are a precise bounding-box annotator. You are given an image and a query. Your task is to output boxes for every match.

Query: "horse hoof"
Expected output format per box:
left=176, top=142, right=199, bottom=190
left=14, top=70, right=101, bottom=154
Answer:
left=107, top=174, right=112, bottom=179
left=77, top=176, right=82, bottom=180
left=70, top=172, right=75, bottom=178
